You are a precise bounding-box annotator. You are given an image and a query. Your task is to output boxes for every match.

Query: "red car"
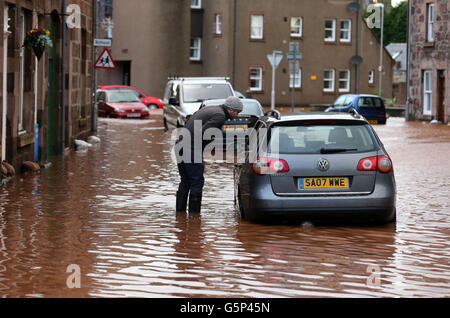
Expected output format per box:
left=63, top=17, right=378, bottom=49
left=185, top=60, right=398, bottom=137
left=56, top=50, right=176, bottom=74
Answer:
left=96, top=90, right=150, bottom=119
left=98, top=85, right=164, bottom=109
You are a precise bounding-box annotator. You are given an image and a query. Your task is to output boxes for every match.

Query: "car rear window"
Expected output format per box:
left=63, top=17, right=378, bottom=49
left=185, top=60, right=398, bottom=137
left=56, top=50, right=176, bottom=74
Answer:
left=268, top=122, right=377, bottom=154
left=241, top=100, right=264, bottom=117
left=357, top=97, right=383, bottom=108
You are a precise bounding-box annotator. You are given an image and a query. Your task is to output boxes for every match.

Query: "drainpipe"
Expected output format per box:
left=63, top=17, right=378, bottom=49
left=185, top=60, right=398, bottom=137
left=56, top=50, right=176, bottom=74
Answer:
left=232, top=0, right=237, bottom=88
left=92, top=0, right=98, bottom=132
left=405, top=0, right=412, bottom=121
left=61, top=0, right=66, bottom=155
left=2, top=7, right=10, bottom=162
left=33, top=11, right=39, bottom=163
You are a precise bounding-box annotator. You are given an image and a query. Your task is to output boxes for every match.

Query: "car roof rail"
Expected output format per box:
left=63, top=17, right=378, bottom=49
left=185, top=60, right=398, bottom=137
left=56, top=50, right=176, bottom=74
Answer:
left=264, top=109, right=281, bottom=120
left=167, top=76, right=230, bottom=81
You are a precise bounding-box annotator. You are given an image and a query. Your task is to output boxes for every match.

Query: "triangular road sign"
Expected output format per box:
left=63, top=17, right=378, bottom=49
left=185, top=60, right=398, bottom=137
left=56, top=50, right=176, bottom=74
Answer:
left=94, top=48, right=116, bottom=69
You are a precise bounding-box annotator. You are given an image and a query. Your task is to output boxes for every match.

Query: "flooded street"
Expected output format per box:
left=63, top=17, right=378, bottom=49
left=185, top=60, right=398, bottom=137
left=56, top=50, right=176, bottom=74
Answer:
left=0, top=114, right=449, bottom=298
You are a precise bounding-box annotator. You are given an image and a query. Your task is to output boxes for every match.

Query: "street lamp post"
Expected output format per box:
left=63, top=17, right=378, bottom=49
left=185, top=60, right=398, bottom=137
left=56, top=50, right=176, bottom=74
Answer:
left=375, top=2, right=384, bottom=97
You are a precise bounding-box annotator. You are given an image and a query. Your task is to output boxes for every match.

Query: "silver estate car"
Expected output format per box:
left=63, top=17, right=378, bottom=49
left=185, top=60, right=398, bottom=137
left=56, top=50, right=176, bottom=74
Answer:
left=234, top=111, right=396, bottom=224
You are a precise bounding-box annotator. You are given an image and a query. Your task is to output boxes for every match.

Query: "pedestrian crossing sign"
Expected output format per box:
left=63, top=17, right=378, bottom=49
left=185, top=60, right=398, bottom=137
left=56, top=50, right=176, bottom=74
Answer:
left=94, top=48, right=116, bottom=69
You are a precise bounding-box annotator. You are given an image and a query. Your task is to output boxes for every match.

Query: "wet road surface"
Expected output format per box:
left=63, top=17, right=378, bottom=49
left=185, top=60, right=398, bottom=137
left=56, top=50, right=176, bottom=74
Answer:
left=0, top=114, right=449, bottom=297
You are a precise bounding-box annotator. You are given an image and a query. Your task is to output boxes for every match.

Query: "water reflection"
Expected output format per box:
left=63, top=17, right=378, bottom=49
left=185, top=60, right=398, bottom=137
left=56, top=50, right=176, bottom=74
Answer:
left=0, top=117, right=448, bottom=297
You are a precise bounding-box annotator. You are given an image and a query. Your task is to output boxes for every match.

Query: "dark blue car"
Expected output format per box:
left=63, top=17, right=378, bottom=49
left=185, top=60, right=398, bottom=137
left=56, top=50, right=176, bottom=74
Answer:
left=325, top=94, right=387, bottom=124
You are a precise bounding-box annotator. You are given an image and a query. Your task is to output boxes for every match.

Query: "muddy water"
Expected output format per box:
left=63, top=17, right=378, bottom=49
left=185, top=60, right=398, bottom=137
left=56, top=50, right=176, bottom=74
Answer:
left=0, top=116, right=449, bottom=297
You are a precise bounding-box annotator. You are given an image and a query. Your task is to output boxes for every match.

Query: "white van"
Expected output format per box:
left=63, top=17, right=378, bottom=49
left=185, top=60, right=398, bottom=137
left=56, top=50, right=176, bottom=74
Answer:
left=162, top=77, right=235, bottom=129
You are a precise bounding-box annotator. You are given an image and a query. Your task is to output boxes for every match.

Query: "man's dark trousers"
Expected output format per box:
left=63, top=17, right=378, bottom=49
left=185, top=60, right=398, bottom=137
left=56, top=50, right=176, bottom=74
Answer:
left=177, top=158, right=205, bottom=197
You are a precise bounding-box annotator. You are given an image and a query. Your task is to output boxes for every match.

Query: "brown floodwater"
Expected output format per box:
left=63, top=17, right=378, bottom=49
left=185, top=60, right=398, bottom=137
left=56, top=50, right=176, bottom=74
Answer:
left=0, top=114, right=449, bottom=297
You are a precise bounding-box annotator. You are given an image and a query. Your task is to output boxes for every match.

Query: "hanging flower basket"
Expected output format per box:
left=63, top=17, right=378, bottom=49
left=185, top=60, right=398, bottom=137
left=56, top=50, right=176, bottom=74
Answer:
left=23, top=28, right=53, bottom=61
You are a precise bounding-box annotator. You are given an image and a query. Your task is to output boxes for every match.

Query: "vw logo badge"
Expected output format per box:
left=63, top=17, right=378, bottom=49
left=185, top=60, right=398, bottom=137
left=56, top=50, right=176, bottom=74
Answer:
left=317, top=158, right=330, bottom=171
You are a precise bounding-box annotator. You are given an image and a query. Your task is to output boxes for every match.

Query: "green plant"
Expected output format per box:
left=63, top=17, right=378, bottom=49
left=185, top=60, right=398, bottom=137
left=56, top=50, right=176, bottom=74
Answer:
left=23, top=28, right=53, bottom=49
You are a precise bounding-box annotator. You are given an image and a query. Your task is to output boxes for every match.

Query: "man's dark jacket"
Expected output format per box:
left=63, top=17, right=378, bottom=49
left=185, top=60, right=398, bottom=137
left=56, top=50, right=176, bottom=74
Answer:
left=179, top=105, right=231, bottom=152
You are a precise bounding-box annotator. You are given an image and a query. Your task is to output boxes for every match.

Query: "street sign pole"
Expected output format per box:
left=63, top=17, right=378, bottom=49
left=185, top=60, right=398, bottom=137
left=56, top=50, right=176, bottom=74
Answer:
left=267, top=51, right=283, bottom=110
left=271, top=52, right=276, bottom=110
left=291, top=58, right=296, bottom=113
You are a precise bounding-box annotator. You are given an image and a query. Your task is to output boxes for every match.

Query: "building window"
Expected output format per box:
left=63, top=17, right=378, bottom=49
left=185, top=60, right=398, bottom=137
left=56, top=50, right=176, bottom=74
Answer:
left=340, top=19, right=351, bottom=42
left=423, top=70, right=432, bottom=115
left=289, top=62, right=301, bottom=88
left=426, top=3, right=434, bottom=42
left=324, top=19, right=336, bottom=42
left=191, top=0, right=201, bottom=9
left=215, top=14, right=222, bottom=35
left=250, top=14, right=264, bottom=39
left=249, top=66, right=263, bottom=91
left=190, top=37, right=201, bottom=61
left=290, top=17, right=302, bottom=37
left=338, top=70, right=350, bottom=92
left=369, top=70, right=375, bottom=84
left=323, top=69, right=335, bottom=92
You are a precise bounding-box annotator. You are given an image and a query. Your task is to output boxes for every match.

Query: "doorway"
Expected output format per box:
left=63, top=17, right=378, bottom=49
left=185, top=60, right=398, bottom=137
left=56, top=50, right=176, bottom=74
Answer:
left=47, top=11, right=60, bottom=157
left=437, top=70, right=445, bottom=122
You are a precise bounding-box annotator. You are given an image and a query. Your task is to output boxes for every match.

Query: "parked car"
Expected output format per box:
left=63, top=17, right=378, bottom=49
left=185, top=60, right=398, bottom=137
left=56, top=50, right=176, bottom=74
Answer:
left=162, top=77, right=235, bottom=129
left=98, top=85, right=163, bottom=109
left=200, top=98, right=264, bottom=152
left=234, top=90, right=245, bottom=99
left=96, top=90, right=150, bottom=119
left=325, top=94, right=387, bottom=125
left=234, top=111, right=396, bottom=224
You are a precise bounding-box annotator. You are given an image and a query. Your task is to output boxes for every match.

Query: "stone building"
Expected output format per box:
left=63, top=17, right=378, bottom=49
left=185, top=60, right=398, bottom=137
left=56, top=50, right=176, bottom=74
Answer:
left=99, top=0, right=393, bottom=107
left=0, top=0, right=95, bottom=174
left=408, top=0, right=449, bottom=123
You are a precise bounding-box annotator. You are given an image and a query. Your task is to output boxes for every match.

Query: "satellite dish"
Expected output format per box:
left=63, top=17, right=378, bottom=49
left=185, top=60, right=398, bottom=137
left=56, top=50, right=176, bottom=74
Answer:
left=347, top=2, right=360, bottom=12
left=350, top=55, right=363, bottom=65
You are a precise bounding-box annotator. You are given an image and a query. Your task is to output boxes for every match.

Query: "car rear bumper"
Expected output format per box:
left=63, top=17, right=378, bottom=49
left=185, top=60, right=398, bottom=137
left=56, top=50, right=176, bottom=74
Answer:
left=113, top=112, right=149, bottom=119
left=241, top=174, right=396, bottom=221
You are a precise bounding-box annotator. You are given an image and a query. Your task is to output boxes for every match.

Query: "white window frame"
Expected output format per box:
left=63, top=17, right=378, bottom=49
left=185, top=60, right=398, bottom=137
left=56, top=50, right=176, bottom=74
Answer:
left=191, top=0, right=201, bottom=9
left=190, top=37, right=201, bottom=61
left=323, top=69, right=335, bottom=92
left=18, top=11, right=25, bottom=132
left=423, top=70, right=432, bottom=115
left=338, top=70, right=350, bottom=92
left=249, top=67, right=263, bottom=91
left=369, top=70, right=375, bottom=84
left=250, top=14, right=264, bottom=40
left=324, top=19, right=336, bottom=42
left=340, top=19, right=351, bottom=42
left=290, top=17, right=303, bottom=37
left=427, top=4, right=434, bottom=42
left=215, top=14, right=222, bottom=35
left=289, top=63, right=301, bottom=88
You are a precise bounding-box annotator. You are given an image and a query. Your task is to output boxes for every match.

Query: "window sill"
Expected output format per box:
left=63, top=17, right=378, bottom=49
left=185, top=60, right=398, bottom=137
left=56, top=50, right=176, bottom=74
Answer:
left=423, top=41, right=435, bottom=48
left=339, top=41, right=352, bottom=45
left=249, top=38, right=265, bottom=42
left=249, top=90, right=264, bottom=94
left=189, top=59, right=203, bottom=64
left=324, top=40, right=337, bottom=45
left=323, top=91, right=336, bottom=95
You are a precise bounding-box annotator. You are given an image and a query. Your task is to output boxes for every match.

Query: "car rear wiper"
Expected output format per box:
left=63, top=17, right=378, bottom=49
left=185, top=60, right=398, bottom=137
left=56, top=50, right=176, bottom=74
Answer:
left=320, top=147, right=358, bottom=154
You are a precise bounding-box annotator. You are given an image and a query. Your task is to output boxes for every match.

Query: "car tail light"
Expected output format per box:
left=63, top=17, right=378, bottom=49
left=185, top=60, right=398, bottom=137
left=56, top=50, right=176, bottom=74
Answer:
left=357, top=155, right=393, bottom=173
left=378, top=114, right=386, bottom=118
left=251, top=158, right=289, bottom=175
left=357, top=156, right=377, bottom=171
left=377, top=155, right=393, bottom=173
left=270, top=159, right=290, bottom=173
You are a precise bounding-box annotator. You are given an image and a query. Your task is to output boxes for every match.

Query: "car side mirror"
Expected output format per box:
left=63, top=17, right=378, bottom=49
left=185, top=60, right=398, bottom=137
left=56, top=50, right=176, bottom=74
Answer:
left=169, top=97, right=179, bottom=106
left=98, top=99, right=105, bottom=104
